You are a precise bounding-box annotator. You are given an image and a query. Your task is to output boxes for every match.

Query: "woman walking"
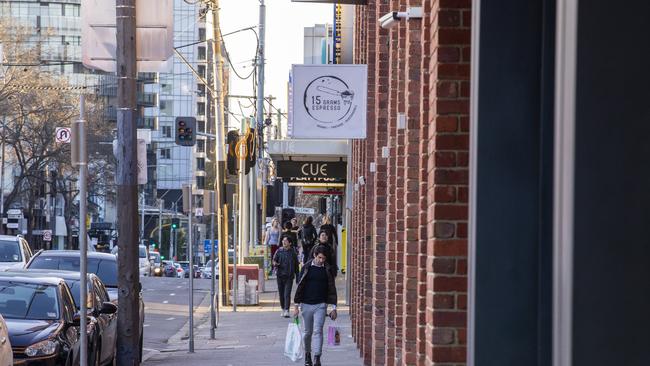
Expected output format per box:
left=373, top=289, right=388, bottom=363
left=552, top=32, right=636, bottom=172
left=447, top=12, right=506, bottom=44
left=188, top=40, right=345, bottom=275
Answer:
left=293, top=245, right=338, bottom=366
left=265, top=219, right=282, bottom=273
left=318, top=215, right=338, bottom=248
left=281, top=220, right=298, bottom=250
left=298, top=216, right=318, bottom=264
left=273, top=236, right=299, bottom=318
left=310, top=232, right=338, bottom=278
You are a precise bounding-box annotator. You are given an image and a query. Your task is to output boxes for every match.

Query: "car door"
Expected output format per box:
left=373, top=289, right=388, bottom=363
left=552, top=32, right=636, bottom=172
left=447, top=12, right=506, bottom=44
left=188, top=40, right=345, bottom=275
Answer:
left=59, top=283, right=80, bottom=364
left=95, top=278, right=116, bottom=363
left=19, top=239, right=32, bottom=267
left=0, top=315, right=12, bottom=366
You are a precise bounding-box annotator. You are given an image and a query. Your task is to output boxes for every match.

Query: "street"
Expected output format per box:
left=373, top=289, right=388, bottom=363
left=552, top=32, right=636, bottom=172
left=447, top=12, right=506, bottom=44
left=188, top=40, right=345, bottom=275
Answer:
left=141, top=276, right=213, bottom=355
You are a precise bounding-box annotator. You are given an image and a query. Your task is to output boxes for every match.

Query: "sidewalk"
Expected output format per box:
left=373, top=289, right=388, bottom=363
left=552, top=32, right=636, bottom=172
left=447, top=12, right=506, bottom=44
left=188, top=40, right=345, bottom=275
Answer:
left=143, top=276, right=363, bottom=366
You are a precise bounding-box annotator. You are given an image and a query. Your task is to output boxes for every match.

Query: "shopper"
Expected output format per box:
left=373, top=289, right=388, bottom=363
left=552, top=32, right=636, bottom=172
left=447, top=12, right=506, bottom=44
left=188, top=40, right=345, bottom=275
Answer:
left=265, top=218, right=282, bottom=265
left=291, top=217, right=300, bottom=231
left=298, top=216, right=318, bottom=264
left=281, top=221, right=298, bottom=250
left=293, top=245, right=338, bottom=366
left=310, top=232, right=338, bottom=278
left=273, top=236, right=299, bottom=318
left=318, top=215, right=338, bottom=248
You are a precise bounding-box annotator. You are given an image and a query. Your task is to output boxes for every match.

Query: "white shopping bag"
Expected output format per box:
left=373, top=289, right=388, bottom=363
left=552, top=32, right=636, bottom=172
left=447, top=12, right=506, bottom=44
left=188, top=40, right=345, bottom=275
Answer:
left=284, top=317, right=304, bottom=362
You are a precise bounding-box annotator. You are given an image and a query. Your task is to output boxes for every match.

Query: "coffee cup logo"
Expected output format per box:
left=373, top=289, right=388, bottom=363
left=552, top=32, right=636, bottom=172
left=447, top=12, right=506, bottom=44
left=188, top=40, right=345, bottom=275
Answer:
left=303, top=75, right=357, bottom=129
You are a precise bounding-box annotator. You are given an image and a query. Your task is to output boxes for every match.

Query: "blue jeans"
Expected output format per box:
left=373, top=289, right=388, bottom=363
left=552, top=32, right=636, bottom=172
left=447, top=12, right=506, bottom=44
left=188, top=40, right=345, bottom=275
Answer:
left=301, top=303, right=327, bottom=356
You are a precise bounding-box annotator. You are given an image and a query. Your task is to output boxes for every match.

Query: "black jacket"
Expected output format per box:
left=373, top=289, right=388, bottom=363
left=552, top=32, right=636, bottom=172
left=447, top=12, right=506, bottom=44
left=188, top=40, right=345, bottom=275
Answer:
left=319, top=224, right=338, bottom=246
left=273, top=247, right=299, bottom=279
left=298, top=224, right=317, bottom=246
left=280, top=230, right=298, bottom=249
left=294, top=260, right=337, bottom=305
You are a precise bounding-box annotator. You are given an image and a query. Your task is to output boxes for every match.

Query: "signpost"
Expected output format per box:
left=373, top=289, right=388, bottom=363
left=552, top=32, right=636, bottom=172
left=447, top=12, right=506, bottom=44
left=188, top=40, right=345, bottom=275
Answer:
left=203, top=240, right=218, bottom=255
left=276, top=161, right=347, bottom=183
left=42, top=230, right=52, bottom=242
left=55, top=128, right=71, bottom=143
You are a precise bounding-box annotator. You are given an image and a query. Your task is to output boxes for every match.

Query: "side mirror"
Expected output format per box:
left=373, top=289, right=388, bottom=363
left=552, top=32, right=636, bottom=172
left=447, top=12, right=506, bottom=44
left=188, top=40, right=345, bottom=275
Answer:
left=71, top=313, right=81, bottom=326
left=100, top=302, right=117, bottom=314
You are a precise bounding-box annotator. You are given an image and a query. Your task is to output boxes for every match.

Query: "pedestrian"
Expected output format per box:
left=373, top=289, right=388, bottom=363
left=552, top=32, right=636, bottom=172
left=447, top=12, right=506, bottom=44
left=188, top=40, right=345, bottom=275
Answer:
left=281, top=220, right=298, bottom=250
left=298, top=216, right=318, bottom=264
left=273, top=236, right=299, bottom=318
left=293, top=245, right=338, bottom=366
left=291, top=217, right=300, bottom=231
left=265, top=218, right=282, bottom=273
left=310, top=232, right=338, bottom=277
left=318, top=215, right=338, bottom=248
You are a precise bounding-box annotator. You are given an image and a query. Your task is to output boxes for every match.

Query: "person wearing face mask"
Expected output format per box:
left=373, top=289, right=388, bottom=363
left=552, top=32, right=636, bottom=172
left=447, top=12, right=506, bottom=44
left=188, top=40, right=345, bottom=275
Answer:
left=293, top=245, right=338, bottom=366
left=273, top=236, right=299, bottom=318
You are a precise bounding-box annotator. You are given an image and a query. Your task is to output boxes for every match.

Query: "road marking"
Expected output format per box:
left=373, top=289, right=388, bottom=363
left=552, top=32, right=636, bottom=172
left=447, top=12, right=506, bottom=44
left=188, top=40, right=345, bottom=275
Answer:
left=176, top=286, right=182, bottom=288
left=143, top=324, right=150, bottom=327
left=163, top=300, right=169, bottom=304
left=169, top=293, right=175, bottom=296
left=166, top=317, right=175, bottom=321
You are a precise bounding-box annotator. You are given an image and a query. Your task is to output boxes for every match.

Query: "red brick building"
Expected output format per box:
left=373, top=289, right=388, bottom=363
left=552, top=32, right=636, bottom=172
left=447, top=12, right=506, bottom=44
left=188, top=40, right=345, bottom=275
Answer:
left=349, top=1, right=470, bottom=365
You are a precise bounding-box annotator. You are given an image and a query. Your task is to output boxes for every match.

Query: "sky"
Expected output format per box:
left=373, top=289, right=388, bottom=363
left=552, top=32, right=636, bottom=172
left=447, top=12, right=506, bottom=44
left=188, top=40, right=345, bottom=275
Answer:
left=219, top=0, right=333, bottom=124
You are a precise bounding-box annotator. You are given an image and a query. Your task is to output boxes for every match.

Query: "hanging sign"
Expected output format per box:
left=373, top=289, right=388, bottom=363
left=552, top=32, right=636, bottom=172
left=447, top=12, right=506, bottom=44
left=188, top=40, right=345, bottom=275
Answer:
left=289, top=64, right=367, bottom=139
left=277, top=161, right=347, bottom=183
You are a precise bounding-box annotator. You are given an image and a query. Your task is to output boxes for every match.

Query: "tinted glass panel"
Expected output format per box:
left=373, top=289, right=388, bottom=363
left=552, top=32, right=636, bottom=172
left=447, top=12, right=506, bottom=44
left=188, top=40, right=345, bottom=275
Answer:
left=0, top=281, right=59, bottom=320
left=0, top=240, right=21, bottom=262
left=29, top=256, right=118, bottom=287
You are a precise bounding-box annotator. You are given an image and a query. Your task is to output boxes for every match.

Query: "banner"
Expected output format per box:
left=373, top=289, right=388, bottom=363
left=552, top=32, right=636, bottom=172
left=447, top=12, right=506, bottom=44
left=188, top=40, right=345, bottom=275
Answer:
left=290, top=64, right=367, bottom=139
left=277, top=161, right=347, bottom=183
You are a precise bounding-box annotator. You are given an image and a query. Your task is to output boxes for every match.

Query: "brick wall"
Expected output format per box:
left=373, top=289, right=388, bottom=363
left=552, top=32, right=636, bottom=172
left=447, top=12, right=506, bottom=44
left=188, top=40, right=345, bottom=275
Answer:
left=350, top=0, right=471, bottom=365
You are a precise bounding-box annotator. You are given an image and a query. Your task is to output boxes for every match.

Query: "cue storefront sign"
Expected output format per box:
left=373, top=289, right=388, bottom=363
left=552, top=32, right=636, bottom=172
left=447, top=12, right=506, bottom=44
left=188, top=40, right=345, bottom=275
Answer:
left=277, top=161, right=347, bottom=184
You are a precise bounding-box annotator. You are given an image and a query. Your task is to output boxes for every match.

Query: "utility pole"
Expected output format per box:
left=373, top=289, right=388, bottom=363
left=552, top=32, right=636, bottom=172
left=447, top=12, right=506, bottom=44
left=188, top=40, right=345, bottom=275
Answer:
left=182, top=184, right=194, bottom=352
left=115, top=0, right=141, bottom=363
left=207, top=0, right=229, bottom=307
left=73, top=94, right=89, bottom=366
left=158, top=199, right=163, bottom=250
left=140, top=189, right=145, bottom=244
left=252, top=0, right=266, bottom=250
left=0, top=118, right=5, bottom=235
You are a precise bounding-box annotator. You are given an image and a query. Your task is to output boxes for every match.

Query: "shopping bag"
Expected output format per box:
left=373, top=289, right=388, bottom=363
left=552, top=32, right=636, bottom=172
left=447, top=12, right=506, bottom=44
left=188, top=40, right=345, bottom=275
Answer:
left=284, top=317, right=304, bottom=362
left=327, top=320, right=341, bottom=346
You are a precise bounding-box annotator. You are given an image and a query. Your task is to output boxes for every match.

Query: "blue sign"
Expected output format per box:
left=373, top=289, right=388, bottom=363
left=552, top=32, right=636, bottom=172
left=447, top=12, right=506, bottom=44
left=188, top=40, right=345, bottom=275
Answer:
left=204, top=240, right=218, bottom=254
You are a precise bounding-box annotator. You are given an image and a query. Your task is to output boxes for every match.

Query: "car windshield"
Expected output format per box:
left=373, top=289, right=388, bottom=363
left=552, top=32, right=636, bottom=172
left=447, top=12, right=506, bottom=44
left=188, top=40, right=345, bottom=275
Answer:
left=0, top=240, right=21, bottom=262
left=150, top=253, right=161, bottom=264
left=204, top=260, right=215, bottom=268
left=139, top=246, right=147, bottom=258
left=179, top=262, right=189, bottom=270
left=28, top=256, right=118, bottom=288
left=63, top=280, right=92, bottom=310
left=0, top=281, right=59, bottom=320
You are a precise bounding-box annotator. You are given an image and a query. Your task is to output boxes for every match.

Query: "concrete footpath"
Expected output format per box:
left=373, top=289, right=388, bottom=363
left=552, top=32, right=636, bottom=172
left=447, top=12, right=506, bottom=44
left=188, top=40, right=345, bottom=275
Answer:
left=142, top=276, right=363, bottom=366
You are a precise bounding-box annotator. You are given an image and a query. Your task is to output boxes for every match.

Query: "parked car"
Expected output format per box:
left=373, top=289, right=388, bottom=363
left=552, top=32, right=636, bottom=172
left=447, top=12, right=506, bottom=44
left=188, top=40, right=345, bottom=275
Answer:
left=0, top=274, right=81, bottom=365
left=0, top=314, right=12, bottom=366
left=138, top=245, right=151, bottom=277
left=200, top=259, right=219, bottom=279
left=0, top=235, right=33, bottom=271
left=25, top=250, right=145, bottom=362
left=161, top=261, right=175, bottom=277
left=149, top=252, right=162, bottom=276
left=19, top=270, right=117, bottom=366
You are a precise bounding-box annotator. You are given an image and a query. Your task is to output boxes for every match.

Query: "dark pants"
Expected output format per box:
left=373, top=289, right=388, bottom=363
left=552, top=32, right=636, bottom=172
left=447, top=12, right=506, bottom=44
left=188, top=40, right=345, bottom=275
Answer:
left=277, top=276, right=293, bottom=310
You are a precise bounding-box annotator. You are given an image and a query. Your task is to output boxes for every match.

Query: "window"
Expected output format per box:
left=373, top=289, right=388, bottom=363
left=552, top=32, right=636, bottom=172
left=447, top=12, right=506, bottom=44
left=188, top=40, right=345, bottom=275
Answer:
left=198, top=121, right=205, bottom=132
left=197, top=84, right=205, bottom=96
left=198, top=46, right=206, bottom=61
left=199, top=28, right=206, bottom=41
left=197, top=158, right=205, bottom=171
left=196, top=176, right=205, bottom=190
left=197, top=102, right=205, bottom=116
left=159, top=100, right=173, bottom=116
left=160, top=149, right=171, bottom=159
left=197, top=140, right=205, bottom=153
left=198, top=65, right=206, bottom=78
left=161, top=126, right=172, bottom=138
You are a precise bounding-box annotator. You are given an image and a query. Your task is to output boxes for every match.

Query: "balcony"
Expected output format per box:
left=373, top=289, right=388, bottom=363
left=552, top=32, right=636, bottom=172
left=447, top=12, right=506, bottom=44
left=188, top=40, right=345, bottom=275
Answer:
left=138, top=72, right=158, bottom=84
left=137, top=92, right=157, bottom=107
left=137, top=117, right=156, bottom=129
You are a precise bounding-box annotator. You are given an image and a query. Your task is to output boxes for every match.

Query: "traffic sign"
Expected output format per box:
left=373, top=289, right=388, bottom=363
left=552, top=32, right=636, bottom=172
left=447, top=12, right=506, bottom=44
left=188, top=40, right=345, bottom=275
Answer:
left=42, top=230, right=52, bottom=242
left=203, top=240, right=218, bottom=254
left=55, top=127, right=71, bottom=143
left=291, top=207, right=316, bottom=215
left=195, top=207, right=203, bottom=217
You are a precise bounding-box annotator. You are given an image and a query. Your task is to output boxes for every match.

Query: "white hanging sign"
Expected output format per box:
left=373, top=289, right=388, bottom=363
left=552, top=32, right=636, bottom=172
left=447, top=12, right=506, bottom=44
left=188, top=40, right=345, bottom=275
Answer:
left=290, top=64, right=367, bottom=139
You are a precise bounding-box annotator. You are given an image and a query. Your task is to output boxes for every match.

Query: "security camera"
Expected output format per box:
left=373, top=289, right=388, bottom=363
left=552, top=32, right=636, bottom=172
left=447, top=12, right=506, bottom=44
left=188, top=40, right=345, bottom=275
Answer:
left=379, top=12, right=400, bottom=29
left=379, top=7, right=424, bottom=29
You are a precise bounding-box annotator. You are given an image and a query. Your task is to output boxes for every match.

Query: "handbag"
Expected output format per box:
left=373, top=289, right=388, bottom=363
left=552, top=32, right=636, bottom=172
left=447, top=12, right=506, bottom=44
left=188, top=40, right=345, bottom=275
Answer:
left=284, top=317, right=304, bottom=362
left=327, top=319, right=340, bottom=346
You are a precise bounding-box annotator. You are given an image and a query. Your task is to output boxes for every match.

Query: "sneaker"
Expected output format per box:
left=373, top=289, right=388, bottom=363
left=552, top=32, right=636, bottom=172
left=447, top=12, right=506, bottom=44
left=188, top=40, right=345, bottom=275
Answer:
left=281, top=310, right=286, bottom=317
left=313, top=355, right=321, bottom=366
left=283, top=310, right=290, bottom=318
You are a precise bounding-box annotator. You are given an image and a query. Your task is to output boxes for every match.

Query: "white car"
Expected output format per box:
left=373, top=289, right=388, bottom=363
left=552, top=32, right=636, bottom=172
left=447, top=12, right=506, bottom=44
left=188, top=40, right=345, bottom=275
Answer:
left=201, top=259, right=219, bottom=279
left=0, top=235, right=33, bottom=271
left=0, top=314, right=12, bottom=366
left=139, top=244, right=151, bottom=276
left=173, top=263, right=185, bottom=278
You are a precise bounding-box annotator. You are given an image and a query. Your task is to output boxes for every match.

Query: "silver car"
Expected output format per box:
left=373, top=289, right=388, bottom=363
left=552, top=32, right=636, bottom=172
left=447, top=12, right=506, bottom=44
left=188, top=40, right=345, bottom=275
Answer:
left=0, top=235, right=33, bottom=271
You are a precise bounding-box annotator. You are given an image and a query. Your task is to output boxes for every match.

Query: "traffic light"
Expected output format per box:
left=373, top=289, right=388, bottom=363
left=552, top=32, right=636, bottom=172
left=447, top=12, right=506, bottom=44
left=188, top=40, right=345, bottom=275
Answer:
left=175, top=117, right=196, bottom=146
left=171, top=218, right=179, bottom=229
left=226, top=130, right=239, bottom=176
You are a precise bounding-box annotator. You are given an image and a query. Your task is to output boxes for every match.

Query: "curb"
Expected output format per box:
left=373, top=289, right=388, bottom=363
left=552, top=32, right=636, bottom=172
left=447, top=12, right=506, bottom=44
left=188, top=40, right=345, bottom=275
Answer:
left=164, top=290, right=214, bottom=348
